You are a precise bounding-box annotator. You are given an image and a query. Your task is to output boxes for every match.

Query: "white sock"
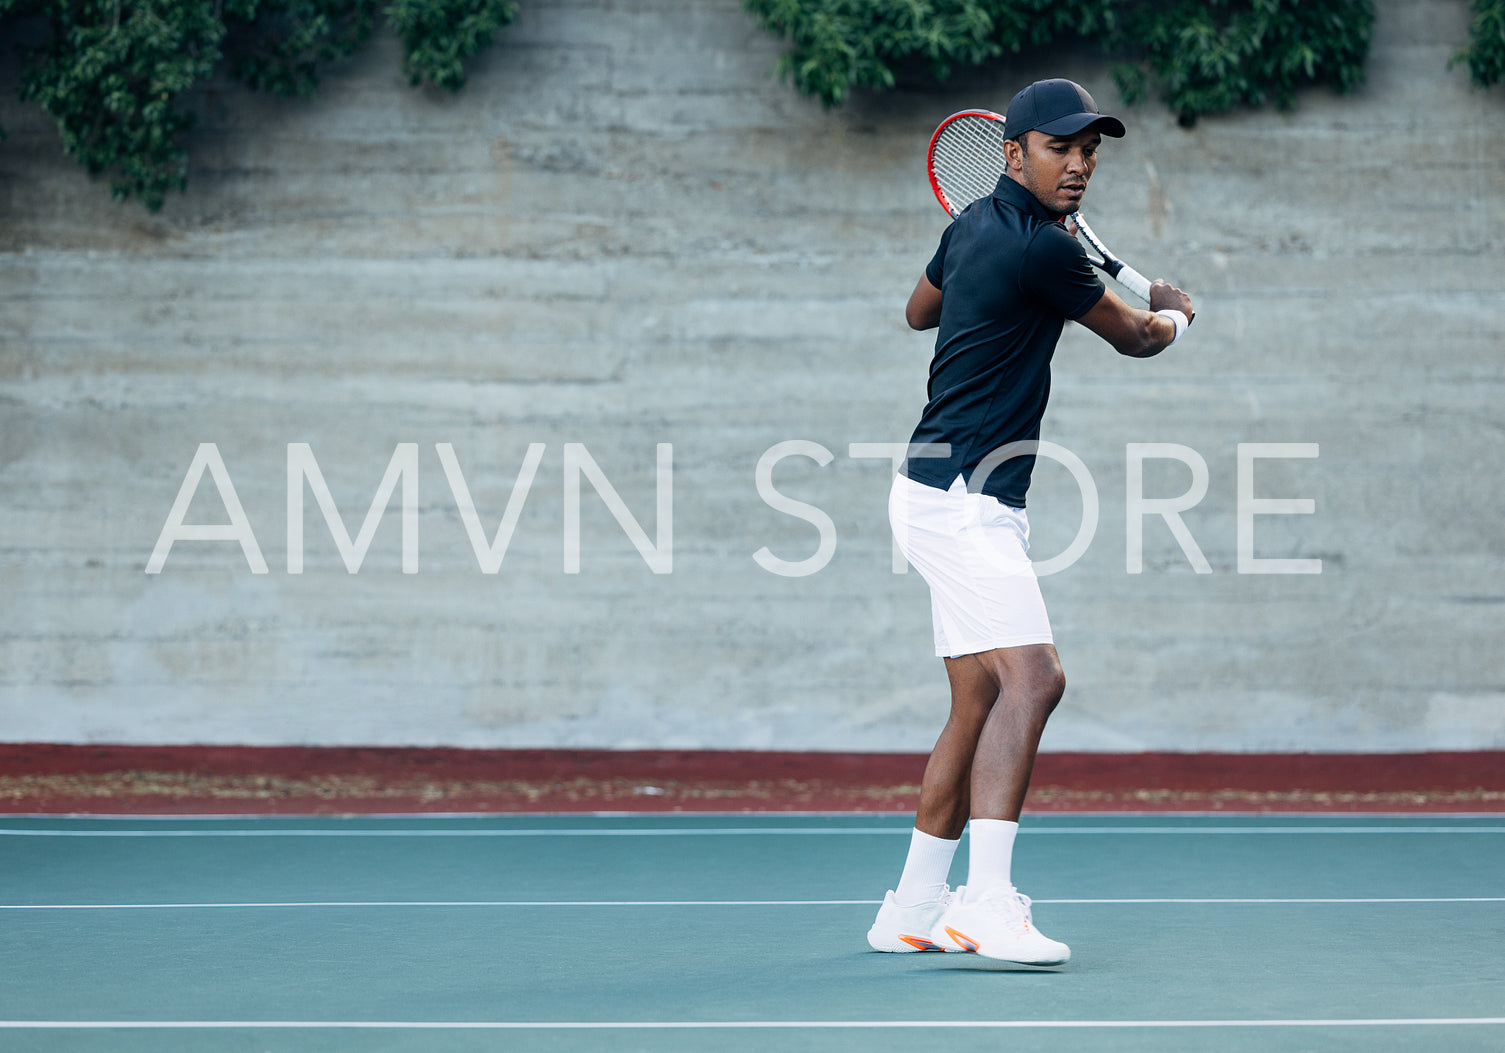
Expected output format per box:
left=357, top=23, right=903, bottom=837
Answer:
left=965, top=818, right=1019, bottom=897
left=893, top=828, right=960, bottom=906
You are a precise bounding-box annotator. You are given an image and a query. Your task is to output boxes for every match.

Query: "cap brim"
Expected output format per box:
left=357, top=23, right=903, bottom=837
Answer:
left=1036, top=113, right=1126, bottom=138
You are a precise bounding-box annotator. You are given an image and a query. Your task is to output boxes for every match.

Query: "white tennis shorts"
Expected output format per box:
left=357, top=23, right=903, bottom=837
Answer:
left=889, top=472, right=1053, bottom=658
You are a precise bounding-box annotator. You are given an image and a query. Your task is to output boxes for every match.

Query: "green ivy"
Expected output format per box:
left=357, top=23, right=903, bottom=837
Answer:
left=388, top=0, right=516, bottom=91
left=744, top=0, right=1376, bottom=123
left=225, top=0, right=380, bottom=100
left=0, top=0, right=518, bottom=209
left=5, top=0, right=1499, bottom=212
left=742, top=0, right=1111, bottom=105
left=3, top=0, right=231, bottom=208
left=1455, top=0, right=1505, bottom=88
left=1109, top=0, right=1374, bottom=126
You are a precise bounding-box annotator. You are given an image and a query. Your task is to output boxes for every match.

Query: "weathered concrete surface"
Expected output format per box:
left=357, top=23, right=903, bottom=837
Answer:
left=1, top=0, right=1501, bottom=751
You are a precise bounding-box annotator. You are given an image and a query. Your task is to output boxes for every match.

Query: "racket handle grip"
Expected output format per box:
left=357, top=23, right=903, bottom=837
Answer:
left=1116, top=266, right=1152, bottom=303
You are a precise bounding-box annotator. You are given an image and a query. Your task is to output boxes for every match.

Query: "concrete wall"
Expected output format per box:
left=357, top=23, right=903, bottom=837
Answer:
left=2, top=0, right=1502, bottom=752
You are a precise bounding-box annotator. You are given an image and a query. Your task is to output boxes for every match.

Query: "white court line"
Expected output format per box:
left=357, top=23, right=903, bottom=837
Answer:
left=3, top=898, right=1503, bottom=910
left=1044, top=897, right=1505, bottom=904
left=0, top=900, right=876, bottom=909
left=0, top=827, right=898, bottom=837
left=24, top=810, right=1504, bottom=820
left=3, top=825, right=1503, bottom=837
left=1, top=1018, right=1503, bottom=1030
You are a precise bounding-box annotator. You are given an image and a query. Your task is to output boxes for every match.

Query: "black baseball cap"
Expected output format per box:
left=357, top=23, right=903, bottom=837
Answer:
left=1004, top=78, right=1125, bottom=139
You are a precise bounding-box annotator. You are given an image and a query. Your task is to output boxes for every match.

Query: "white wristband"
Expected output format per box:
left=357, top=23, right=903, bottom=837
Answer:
left=1155, top=309, right=1189, bottom=346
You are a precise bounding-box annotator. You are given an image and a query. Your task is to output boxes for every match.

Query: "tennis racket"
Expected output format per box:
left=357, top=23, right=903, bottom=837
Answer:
left=926, top=109, right=1153, bottom=303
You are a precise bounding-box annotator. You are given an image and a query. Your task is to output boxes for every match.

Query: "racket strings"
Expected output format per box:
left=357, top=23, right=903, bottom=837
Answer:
left=931, top=115, right=1008, bottom=216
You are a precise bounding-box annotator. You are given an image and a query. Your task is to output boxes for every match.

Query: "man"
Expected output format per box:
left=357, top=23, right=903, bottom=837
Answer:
left=867, top=78, right=1194, bottom=965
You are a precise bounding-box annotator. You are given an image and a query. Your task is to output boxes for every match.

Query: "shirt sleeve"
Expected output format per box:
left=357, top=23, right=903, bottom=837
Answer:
left=924, top=223, right=955, bottom=289
left=1018, top=224, right=1105, bottom=320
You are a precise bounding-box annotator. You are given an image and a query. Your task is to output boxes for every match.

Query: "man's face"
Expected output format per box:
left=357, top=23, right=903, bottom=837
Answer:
left=1006, top=128, right=1101, bottom=216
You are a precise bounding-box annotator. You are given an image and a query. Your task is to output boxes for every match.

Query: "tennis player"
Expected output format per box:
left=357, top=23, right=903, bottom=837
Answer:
left=867, top=78, right=1194, bottom=964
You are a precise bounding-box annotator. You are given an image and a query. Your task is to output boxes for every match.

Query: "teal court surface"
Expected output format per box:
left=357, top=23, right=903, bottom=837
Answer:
left=2, top=813, right=1503, bottom=1052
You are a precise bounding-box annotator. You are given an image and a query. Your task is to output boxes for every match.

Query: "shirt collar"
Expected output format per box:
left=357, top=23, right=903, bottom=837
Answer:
left=992, top=173, right=1068, bottom=223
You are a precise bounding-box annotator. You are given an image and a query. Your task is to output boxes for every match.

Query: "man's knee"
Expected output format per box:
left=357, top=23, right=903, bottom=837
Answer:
left=979, top=645, right=1064, bottom=709
left=1039, top=665, right=1066, bottom=712
left=1018, top=647, right=1064, bottom=714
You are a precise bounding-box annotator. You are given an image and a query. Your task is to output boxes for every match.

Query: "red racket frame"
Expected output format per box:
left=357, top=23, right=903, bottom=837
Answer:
left=925, top=108, right=1006, bottom=217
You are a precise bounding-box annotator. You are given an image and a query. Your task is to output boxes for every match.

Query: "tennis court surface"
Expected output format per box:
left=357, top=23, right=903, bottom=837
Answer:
left=4, top=812, right=1503, bottom=1052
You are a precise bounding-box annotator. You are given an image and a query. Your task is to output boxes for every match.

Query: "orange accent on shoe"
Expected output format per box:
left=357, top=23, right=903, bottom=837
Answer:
left=898, top=934, right=940, bottom=951
left=945, top=926, right=980, bottom=953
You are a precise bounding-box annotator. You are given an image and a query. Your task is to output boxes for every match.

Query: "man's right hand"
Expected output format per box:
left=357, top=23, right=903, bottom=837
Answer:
left=1148, top=280, right=1194, bottom=324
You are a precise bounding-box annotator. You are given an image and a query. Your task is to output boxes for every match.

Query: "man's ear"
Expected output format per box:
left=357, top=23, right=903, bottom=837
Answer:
left=1002, top=136, right=1024, bottom=171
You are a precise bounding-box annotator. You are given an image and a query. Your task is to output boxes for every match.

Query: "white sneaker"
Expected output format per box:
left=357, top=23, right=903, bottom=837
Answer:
left=867, top=885, right=965, bottom=952
left=929, top=887, right=1070, bottom=965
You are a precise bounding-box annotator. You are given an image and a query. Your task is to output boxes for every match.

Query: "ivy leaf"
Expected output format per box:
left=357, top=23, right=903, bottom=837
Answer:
left=1452, top=0, right=1505, bottom=88
left=223, top=0, right=379, bottom=99
left=385, top=0, right=518, bottom=92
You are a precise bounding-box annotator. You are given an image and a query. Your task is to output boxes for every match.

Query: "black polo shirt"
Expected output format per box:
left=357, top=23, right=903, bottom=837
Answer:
left=901, top=175, right=1105, bottom=507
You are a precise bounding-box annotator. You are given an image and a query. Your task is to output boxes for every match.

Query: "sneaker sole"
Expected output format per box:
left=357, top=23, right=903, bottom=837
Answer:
left=867, top=933, right=944, bottom=953
left=977, top=952, right=1069, bottom=966
left=940, top=926, right=1069, bottom=966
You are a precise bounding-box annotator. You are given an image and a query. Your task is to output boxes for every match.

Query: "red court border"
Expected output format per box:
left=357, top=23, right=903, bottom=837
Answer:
left=2, top=745, right=1502, bottom=814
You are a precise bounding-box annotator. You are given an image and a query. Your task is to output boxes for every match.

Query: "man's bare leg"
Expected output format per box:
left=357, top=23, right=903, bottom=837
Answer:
left=966, top=643, right=1065, bottom=821
left=870, top=654, right=1002, bottom=943
left=871, top=643, right=1066, bottom=951
left=914, top=642, right=1063, bottom=834
left=913, top=655, right=1002, bottom=839
left=919, top=642, right=1071, bottom=964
